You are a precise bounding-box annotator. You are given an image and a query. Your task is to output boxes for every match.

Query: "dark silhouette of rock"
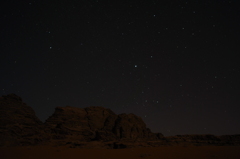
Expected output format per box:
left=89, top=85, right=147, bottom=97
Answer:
left=45, top=106, right=118, bottom=142
left=113, top=113, right=152, bottom=140
left=44, top=106, right=160, bottom=143
left=1, top=94, right=239, bottom=148
left=0, top=94, right=46, bottom=146
left=162, top=134, right=240, bottom=146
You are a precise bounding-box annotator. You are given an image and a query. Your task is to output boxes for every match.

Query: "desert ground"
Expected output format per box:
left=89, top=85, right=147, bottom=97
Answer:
left=1, top=146, right=240, bottom=159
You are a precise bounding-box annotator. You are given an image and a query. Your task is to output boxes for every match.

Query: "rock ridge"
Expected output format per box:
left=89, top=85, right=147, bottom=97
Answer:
left=1, top=94, right=239, bottom=148
left=0, top=94, right=163, bottom=147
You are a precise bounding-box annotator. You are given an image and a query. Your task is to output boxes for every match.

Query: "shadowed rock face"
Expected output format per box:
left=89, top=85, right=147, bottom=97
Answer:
left=44, top=106, right=118, bottom=141
left=45, top=106, right=160, bottom=142
left=1, top=94, right=239, bottom=148
left=0, top=94, right=46, bottom=146
left=113, top=113, right=148, bottom=139
left=0, top=94, right=161, bottom=146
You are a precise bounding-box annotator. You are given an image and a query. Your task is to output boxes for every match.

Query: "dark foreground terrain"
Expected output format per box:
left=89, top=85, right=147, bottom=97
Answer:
left=1, top=94, right=240, bottom=158
left=1, top=145, right=240, bottom=159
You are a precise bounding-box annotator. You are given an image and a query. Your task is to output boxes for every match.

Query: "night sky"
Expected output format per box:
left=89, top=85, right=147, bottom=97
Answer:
left=1, top=0, right=240, bottom=136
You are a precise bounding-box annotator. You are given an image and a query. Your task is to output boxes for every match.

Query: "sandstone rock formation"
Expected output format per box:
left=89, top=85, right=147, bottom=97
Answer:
left=45, top=106, right=162, bottom=144
left=112, top=113, right=162, bottom=140
left=0, top=94, right=162, bottom=147
left=44, top=106, right=118, bottom=142
left=0, top=94, right=46, bottom=146
left=1, top=94, right=239, bottom=148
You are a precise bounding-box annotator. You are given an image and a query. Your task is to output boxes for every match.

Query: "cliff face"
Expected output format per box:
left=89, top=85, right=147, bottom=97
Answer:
left=0, top=94, right=162, bottom=147
left=1, top=94, right=239, bottom=148
left=44, top=106, right=118, bottom=141
left=45, top=106, right=161, bottom=142
left=0, top=94, right=46, bottom=146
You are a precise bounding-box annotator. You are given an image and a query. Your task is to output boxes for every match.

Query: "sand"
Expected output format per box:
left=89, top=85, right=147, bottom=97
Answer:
left=1, top=146, right=240, bottom=159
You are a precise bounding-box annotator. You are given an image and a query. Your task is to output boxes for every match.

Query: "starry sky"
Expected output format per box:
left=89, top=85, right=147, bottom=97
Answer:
left=1, top=0, right=240, bottom=136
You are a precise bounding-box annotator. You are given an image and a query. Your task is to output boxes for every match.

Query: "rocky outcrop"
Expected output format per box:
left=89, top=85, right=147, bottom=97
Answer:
left=113, top=113, right=147, bottom=139
left=45, top=106, right=161, bottom=143
left=0, top=94, right=46, bottom=146
left=162, top=134, right=240, bottom=146
left=44, top=106, right=118, bottom=141
left=1, top=94, right=239, bottom=148
left=0, top=94, right=161, bottom=147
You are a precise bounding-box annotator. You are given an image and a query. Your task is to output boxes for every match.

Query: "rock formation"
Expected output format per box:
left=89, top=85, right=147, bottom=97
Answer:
left=44, top=106, right=118, bottom=142
left=0, top=94, right=162, bottom=147
left=0, top=94, right=46, bottom=146
left=45, top=106, right=162, bottom=144
left=0, top=94, right=239, bottom=148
